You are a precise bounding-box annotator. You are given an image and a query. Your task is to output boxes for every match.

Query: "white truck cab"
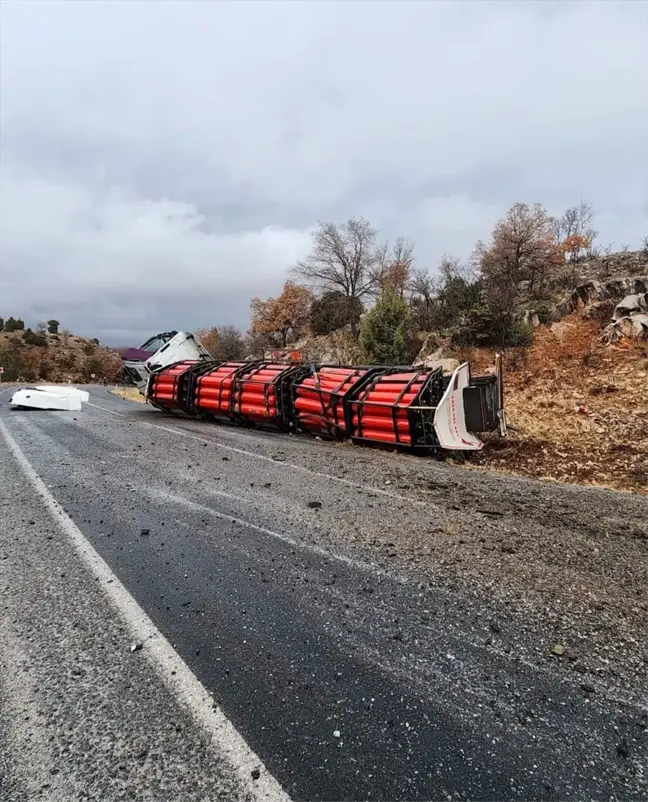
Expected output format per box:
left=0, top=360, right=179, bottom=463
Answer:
left=122, top=331, right=213, bottom=392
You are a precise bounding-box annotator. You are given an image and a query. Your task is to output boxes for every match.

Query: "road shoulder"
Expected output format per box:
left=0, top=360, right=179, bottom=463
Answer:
left=0, top=433, right=266, bottom=802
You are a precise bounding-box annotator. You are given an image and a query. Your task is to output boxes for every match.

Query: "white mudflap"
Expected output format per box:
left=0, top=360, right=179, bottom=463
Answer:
left=433, top=363, right=484, bottom=451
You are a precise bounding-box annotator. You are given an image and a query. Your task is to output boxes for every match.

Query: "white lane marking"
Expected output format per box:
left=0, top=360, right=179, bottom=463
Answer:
left=85, top=401, right=429, bottom=508
left=148, top=487, right=393, bottom=578
left=0, top=417, right=291, bottom=802
left=205, top=488, right=250, bottom=503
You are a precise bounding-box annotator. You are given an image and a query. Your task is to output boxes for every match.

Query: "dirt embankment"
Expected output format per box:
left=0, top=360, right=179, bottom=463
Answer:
left=460, top=316, right=647, bottom=493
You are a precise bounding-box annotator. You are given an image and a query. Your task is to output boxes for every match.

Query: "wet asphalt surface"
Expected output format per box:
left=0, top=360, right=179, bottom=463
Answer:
left=0, top=386, right=646, bottom=801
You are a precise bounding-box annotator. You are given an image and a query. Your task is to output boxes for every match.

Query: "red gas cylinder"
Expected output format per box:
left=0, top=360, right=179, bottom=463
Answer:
left=348, top=370, right=432, bottom=446
left=194, top=362, right=248, bottom=417
left=232, top=363, right=292, bottom=425
left=292, top=367, right=370, bottom=438
left=148, top=361, right=200, bottom=412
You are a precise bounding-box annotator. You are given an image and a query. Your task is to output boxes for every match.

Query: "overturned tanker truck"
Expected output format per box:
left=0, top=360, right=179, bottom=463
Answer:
left=122, top=331, right=506, bottom=453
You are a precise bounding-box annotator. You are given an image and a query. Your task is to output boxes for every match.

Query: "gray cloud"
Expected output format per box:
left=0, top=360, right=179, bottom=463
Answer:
left=1, top=0, right=646, bottom=345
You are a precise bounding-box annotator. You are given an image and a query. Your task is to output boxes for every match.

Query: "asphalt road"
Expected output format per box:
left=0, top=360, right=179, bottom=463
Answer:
left=1, top=386, right=646, bottom=801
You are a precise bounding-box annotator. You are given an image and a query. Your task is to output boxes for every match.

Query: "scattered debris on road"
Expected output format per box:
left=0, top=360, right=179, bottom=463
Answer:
left=9, top=385, right=89, bottom=411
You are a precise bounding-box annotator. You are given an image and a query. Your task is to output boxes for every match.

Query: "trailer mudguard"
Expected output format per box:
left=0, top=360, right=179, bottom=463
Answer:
left=433, top=363, right=484, bottom=451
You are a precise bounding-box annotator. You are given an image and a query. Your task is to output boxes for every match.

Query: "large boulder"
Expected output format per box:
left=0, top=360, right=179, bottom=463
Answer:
left=613, top=293, right=648, bottom=320
left=601, top=314, right=648, bottom=343
left=583, top=299, right=617, bottom=323
left=521, top=310, right=541, bottom=327
left=287, top=327, right=362, bottom=365
left=553, top=275, right=648, bottom=321
left=421, top=356, right=460, bottom=374
left=414, top=332, right=444, bottom=364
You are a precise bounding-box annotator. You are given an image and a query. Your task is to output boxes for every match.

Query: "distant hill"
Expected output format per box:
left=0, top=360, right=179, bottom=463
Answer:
left=0, top=328, right=122, bottom=384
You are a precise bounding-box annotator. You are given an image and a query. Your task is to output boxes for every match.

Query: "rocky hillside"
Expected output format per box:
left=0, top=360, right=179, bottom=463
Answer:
left=282, top=254, right=648, bottom=494
left=561, top=248, right=648, bottom=282
left=464, top=316, right=647, bottom=493
left=440, top=256, right=647, bottom=493
left=0, top=329, right=122, bottom=384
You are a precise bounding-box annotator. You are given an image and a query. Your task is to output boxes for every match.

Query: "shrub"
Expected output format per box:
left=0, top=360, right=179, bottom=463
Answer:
left=535, top=305, right=553, bottom=325
left=0, top=356, right=17, bottom=381
left=550, top=272, right=575, bottom=291
left=4, top=316, right=25, bottom=332
left=504, top=321, right=534, bottom=347
left=360, top=292, right=418, bottom=365
left=310, top=292, right=363, bottom=336
left=451, top=304, right=497, bottom=347
left=451, top=304, right=534, bottom=348
left=22, top=329, right=48, bottom=347
left=39, top=358, right=54, bottom=380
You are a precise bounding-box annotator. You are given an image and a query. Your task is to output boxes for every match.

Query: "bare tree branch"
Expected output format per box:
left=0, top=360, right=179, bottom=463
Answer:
left=291, top=217, right=386, bottom=336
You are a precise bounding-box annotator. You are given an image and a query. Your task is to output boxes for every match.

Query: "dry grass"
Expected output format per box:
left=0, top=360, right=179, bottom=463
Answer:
left=110, top=386, right=146, bottom=403
left=463, top=315, right=648, bottom=493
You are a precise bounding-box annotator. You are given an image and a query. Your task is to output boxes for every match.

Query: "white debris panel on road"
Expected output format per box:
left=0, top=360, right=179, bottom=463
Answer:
left=8, top=385, right=89, bottom=411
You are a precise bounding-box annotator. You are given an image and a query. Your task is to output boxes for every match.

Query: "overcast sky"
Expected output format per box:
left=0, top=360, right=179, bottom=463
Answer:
left=1, top=0, right=646, bottom=345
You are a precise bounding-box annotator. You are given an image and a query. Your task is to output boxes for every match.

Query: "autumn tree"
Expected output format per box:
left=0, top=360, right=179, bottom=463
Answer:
left=20, top=347, right=43, bottom=382
left=554, top=201, right=597, bottom=263
left=474, top=202, right=562, bottom=345
left=250, top=281, right=312, bottom=348
left=195, top=327, right=221, bottom=358
left=196, top=325, right=246, bottom=360
left=292, top=217, right=384, bottom=337
left=378, top=237, right=415, bottom=300
left=552, top=202, right=598, bottom=287
left=561, top=233, right=592, bottom=263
